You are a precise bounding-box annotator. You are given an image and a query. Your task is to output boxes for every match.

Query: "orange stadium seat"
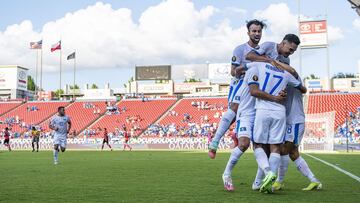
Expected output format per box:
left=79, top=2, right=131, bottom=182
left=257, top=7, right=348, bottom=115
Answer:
left=307, top=93, right=360, bottom=127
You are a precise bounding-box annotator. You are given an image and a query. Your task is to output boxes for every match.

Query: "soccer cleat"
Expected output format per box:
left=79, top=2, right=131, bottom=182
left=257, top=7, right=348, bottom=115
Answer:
left=272, top=181, right=285, bottom=191
left=302, top=182, right=322, bottom=191
left=54, top=161, right=58, bottom=165
left=222, top=175, right=235, bottom=191
left=208, top=140, right=219, bottom=159
left=259, top=172, right=277, bottom=193
left=252, top=181, right=262, bottom=190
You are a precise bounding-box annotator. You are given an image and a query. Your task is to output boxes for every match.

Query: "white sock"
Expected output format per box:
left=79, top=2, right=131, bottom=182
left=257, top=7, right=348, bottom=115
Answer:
left=294, top=156, right=319, bottom=183
left=269, top=153, right=281, bottom=174
left=254, top=167, right=265, bottom=184
left=277, top=155, right=290, bottom=182
left=224, top=147, right=243, bottom=176
left=212, top=110, right=236, bottom=143
left=254, top=148, right=271, bottom=175
left=54, top=149, right=59, bottom=162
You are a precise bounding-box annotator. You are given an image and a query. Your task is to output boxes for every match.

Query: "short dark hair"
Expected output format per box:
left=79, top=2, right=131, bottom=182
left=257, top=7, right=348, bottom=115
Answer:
left=246, top=19, right=267, bottom=31
left=5, top=127, right=9, bottom=130
left=283, top=34, right=300, bottom=45
left=58, top=106, right=65, bottom=112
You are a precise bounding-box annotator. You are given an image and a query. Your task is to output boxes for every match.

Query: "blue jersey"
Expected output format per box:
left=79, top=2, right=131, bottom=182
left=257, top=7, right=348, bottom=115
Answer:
left=248, top=62, right=301, bottom=112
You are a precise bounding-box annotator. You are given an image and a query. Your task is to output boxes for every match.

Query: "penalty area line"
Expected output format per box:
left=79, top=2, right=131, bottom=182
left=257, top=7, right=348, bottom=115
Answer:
left=304, top=153, right=360, bottom=183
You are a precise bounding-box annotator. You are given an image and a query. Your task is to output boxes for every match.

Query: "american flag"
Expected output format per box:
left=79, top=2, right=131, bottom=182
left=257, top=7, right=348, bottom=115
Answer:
left=30, top=40, right=42, bottom=49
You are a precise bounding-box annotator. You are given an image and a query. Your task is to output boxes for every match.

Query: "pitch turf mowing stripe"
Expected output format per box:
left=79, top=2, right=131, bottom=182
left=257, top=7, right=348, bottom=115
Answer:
left=305, top=153, right=360, bottom=183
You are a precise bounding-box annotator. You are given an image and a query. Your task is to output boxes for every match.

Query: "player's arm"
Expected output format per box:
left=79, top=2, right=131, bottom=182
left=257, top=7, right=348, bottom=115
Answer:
left=246, top=51, right=274, bottom=63
left=287, top=72, right=307, bottom=93
left=272, top=60, right=299, bottom=78
left=249, top=83, right=286, bottom=103
left=67, top=119, right=72, bottom=134
left=49, top=119, right=58, bottom=131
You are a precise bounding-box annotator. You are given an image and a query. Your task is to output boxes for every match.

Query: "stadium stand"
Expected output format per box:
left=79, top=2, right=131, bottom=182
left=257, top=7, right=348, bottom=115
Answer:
left=85, top=99, right=177, bottom=137
left=39, top=101, right=108, bottom=135
left=0, top=101, right=23, bottom=116
left=158, top=97, right=227, bottom=127
left=0, top=101, right=69, bottom=133
left=307, top=93, right=360, bottom=127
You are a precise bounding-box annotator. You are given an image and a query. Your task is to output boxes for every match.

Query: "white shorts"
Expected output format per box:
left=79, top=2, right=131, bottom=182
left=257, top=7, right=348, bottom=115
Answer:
left=235, top=116, right=254, bottom=139
left=54, top=136, right=67, bottom=148
left=253, top=109, right=286, bottom=144
left=284, top=123, right=305, bottom=146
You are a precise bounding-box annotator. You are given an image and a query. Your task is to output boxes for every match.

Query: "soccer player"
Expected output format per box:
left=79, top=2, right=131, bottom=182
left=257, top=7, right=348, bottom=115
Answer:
left=208, top=19, right=266, bottom=159
left=3, top=127, right=11, bottom=151
left=49, top=106, right=71, bottom=165
left=249, top=60, right=306, bottom=194
left=123, top=127, right=132, bottom=151
left=272, top=74, right=322, bottom=191
left=31, top=126, right=40, bottom=152
left=101, top=128, right=113, bottom=151
left=222, top=62, right=287, bottom=191
left=247, top=34, right=321, bottom=191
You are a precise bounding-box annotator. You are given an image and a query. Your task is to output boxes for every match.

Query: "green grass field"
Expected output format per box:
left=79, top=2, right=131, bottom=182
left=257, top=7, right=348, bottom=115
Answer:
left=1, top=151, right=359, bottom=203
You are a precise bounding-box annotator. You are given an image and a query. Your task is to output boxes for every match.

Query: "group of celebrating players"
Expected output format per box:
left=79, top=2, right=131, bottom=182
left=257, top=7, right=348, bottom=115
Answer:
left=208, top=19, right=322, bottom=193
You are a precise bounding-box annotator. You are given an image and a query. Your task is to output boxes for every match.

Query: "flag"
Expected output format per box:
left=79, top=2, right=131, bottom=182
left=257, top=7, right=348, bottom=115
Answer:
left=67, top=52, right=75, bottom=60
left=51, top=40, right=61, bottom=52
left=30, top=40, right=42, bottom=49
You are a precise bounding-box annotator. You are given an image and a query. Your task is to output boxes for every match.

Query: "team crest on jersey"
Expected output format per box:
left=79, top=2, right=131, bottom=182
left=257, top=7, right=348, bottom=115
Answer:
left=253, top=75, right=258, bottom=81
left=231, top=56, right=236, bottom=62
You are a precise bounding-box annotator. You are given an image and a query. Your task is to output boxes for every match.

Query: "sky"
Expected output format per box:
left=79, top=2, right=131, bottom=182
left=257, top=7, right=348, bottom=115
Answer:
left=0, top=0, right=359, bottom=91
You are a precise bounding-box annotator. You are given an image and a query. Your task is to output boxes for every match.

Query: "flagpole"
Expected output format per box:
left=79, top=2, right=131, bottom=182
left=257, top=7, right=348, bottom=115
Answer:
left=40, top=45, right=43, bottom=96
left=73, top=50, right=76, bottom=100
left=59, top=42, right=62, bottom=99
left=35, top=49, right=39, bottom=100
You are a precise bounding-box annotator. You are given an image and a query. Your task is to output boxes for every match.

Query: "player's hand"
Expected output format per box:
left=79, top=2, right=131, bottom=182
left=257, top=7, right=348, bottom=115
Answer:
left=274, top=90, right=287, bottom=103
left=235, top=65, right=246, bottom=78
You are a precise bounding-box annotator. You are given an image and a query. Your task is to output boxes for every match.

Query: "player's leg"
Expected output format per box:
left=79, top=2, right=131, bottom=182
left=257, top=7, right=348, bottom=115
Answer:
left=252, top=144, right=270, bottom=190
left=222, top=119, right=251, bottom=191
left=36, top=140, right=39, bottom=152
left=290, top=147, right=322, bottom=190
left=208, top=103, right=237, bottom=158
left=60, top=138, right=67, bottom=152
left=53, top=144, right=60, bottom=164
left=288, top=123, right=322, bottom=190
left=208, top=79, right=241, bottom=159
left=4, top=139, right=12, bottom=151
left=101, top=140, right=105, bottom=150
left=260, top=111, right=286, bottom=193
left=32, top=140, right=35, bottom=152
left=274, top=124, right=295, bottom=190
left=107, top=141, right=113, bottom=151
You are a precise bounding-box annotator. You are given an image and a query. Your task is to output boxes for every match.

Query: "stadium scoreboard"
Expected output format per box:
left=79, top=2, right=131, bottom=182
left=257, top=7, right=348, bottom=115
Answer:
left=135, top=65, right=171, bottom=80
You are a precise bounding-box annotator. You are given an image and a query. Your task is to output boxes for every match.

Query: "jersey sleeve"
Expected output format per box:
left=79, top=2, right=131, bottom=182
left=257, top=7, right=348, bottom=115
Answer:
left=286, top=72, right=301, bottom=88
left=255, top=41, right=273, bottom=56
left=245, top=64, right=259, bottom=86
left=231, top=46, right=244, bottom=67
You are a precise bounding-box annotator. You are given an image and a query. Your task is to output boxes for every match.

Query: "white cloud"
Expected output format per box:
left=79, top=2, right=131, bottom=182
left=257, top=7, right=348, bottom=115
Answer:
left=0, top=0, right=248, bottom=73
left=328, top=26, right=344, bottom=42
left=0, top=1, right=345, bottom=75
left=353, top=18, right=360, bottom=31
left=254, top=3, right=298, bottom=42
left=223, top=7, right=247, bottom=15
left=254, top=3, right=344, bottom=44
